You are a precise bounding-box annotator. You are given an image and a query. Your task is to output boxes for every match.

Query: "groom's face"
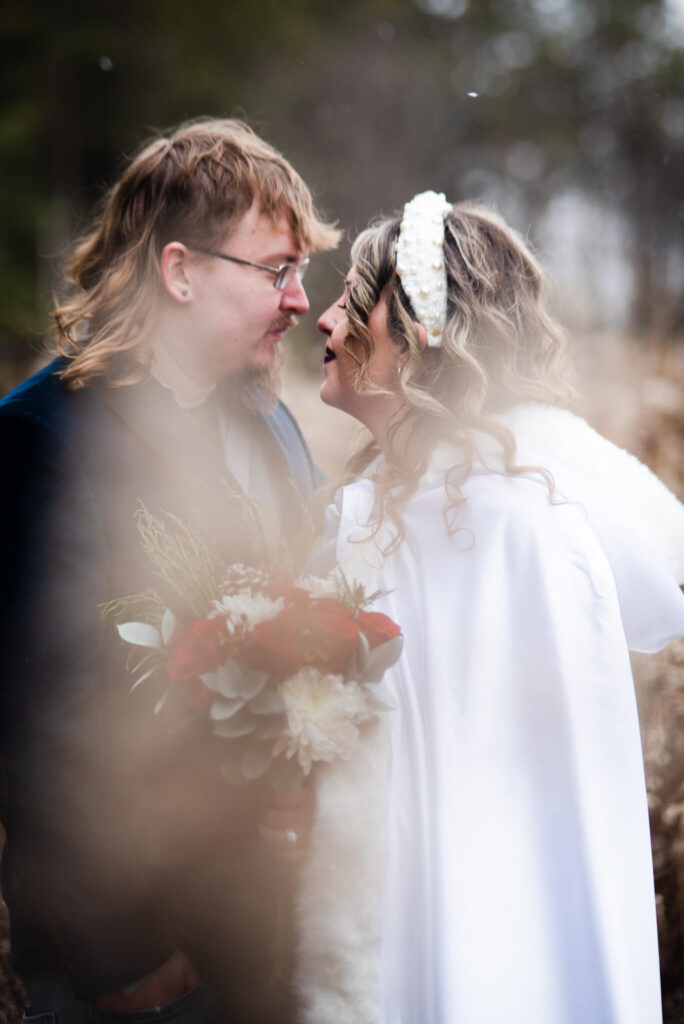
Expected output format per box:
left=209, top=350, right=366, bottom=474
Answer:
left=173, top=200, right=310, bottom=387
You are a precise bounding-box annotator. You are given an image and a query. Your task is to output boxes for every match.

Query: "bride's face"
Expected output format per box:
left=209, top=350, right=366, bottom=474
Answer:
left=318, top=273, right=403, bottom=425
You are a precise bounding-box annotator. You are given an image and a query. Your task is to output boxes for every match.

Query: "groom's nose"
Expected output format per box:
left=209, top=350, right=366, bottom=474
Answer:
left=281, top=273, right=310, bottom=316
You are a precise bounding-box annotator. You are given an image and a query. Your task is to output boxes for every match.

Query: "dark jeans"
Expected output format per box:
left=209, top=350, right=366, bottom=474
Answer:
left=22, top=976, right=225, bottom=1024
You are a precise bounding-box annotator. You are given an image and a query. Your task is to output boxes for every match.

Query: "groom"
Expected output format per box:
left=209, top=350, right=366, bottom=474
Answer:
left=0, top=119, right=339, bottom=1022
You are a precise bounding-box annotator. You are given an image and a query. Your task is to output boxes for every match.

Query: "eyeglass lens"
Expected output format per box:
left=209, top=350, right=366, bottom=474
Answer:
left=275, top=260, right=309, bottom=290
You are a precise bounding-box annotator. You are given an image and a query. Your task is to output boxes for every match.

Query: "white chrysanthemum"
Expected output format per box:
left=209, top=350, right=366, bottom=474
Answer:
left=297, top=572, right=343, bottom=601
left=210, top=592, right=283, bottom=632
left=274, top=669, right=371, bottom=775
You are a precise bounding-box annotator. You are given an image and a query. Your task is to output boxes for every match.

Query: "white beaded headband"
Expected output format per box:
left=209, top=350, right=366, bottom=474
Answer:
left=395, top=190, right=452, bottom=347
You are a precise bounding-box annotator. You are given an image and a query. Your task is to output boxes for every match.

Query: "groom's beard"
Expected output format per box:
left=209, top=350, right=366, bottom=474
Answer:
left=238, top=344, right=285, bottom=414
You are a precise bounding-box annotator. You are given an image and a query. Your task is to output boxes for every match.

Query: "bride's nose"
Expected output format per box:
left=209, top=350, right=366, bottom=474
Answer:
left=317, top=303, right=339, bottom=337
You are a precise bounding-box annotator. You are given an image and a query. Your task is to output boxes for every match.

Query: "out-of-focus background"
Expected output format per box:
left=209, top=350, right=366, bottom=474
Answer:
left=1, top=0, right=683, bottom=1019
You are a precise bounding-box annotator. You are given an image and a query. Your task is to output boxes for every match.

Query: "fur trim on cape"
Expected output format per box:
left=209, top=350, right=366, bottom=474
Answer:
left=293, top=720, right=388, bottom=1024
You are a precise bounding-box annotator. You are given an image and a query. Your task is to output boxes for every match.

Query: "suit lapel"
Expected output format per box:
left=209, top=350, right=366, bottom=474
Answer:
left=102, top=377, right=203, bottom=464
left=101, top=375, right=248, bottom=492
left=260, top=403, right=319, bottom=498
left=99, top=375, right=316, bottom=559
left=98, top=376, right=265, bottom=566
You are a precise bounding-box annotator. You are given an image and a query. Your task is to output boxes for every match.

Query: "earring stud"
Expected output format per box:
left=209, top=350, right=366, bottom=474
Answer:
left=181, top=289, right=188, bottom=297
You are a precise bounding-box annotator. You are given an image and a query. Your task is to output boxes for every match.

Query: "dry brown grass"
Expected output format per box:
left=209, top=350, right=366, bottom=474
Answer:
left=571, top=334, right=684, bottom=1020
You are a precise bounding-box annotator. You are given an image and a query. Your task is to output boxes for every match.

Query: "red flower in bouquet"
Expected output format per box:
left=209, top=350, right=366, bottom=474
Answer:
left=356, top=609, right=403, bottom=650
left=116, top=511, right=404, bottom=787
left=242, top=605, right=304, bottom=677
left=301, top=599, right=363, bottom=673
left=245, top=597, right=363, bottom=677
left=167, top=617, right=228, bottom=684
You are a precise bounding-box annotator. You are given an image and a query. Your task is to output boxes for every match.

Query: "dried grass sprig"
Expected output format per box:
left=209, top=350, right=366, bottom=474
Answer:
left=99, top=589, right=165, bottom=627
left=225, top=480, right=316, bottom=580
left=134, top=504, right=223, bottom=618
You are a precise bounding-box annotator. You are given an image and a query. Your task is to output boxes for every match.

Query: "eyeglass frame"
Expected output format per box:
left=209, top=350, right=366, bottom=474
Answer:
left=190, top=247, right=310, bottom=290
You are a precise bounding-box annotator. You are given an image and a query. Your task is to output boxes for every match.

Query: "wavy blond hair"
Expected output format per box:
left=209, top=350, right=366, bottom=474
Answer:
left=51, top=117, right=341, bottom=388
left=333, top=201, right=574, bottom=549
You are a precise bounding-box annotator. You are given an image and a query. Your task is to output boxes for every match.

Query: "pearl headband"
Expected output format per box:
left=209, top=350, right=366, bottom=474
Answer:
left=395, top=190, right=452, bottom=347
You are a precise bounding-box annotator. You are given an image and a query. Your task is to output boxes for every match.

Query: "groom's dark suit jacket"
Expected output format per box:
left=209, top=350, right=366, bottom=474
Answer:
left=0, top=356, right=320, bottom=1011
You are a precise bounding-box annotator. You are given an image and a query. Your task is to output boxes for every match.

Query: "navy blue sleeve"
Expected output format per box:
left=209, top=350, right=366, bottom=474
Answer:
left=0, top=412, right=167, bottom=994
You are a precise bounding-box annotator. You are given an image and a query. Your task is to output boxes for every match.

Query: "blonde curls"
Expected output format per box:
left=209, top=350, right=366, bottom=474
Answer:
left=334, top=201, right=573, bottom=550
left=51, top=118, right=340, bottom=388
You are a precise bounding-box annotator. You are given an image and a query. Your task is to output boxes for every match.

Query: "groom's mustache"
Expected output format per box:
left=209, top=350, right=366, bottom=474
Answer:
left=270, top=316, right=298, bottom=333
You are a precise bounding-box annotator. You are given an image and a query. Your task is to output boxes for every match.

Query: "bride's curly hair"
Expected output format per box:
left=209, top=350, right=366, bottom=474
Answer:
left=51, top=118, right=340, bottom=388
left=333, top=201, right=574, bottom=550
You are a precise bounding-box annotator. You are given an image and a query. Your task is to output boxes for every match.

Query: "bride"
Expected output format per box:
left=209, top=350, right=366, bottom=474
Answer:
left=294, top=193, right=684, bottom=1024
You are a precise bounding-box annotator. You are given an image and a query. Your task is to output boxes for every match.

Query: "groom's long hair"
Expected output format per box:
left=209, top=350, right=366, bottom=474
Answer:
left=333, top=202, right=574, bottom=550
left=50, top=118, right=339, bottom=389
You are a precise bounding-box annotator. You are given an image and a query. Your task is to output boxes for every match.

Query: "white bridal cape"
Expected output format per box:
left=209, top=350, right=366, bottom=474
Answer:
left=295, top=404, right=684, bottom=1024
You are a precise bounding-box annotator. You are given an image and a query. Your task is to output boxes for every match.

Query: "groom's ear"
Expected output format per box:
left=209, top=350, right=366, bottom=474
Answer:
left=160, top=242, right=192, bottom=303
left=415, top=322, right=428, bottom=352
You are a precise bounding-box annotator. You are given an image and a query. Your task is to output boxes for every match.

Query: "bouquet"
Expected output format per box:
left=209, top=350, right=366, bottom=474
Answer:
left=113, top=510, right=402, bottom=789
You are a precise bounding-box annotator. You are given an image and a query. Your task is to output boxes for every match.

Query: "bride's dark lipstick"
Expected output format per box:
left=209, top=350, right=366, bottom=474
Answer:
left=324, top=346, right=336, bottom=363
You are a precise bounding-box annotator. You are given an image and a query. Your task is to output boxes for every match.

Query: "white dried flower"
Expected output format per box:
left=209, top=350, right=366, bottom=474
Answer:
left=297, top=572, right=343, bottom=601
left=219, top=564, right=270, bottom=594
left=274, top=669, right=372, bottom=775
left=211, top=592, right=284, bottom=632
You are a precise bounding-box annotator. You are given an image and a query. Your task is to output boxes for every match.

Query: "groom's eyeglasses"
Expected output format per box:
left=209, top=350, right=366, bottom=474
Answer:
left=191, top=248, right=310, bottom=290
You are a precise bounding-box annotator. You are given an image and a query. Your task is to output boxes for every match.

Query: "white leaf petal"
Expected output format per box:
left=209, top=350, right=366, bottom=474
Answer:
left=201, top=659, right=244, bottom=697
left=239, top=669, right=269, bottom=701
left=209, top=696, right=245, bottom=721
left=161, top=608, right=176, bottom=645
left=131, top=650, right=156, bottom=674
left=362, top=683, right=397, bottom=711
left=213, top=714, right=257, bottom=739
left=117, top=621, right=162, bottom=649
left=344, top=631, right=370, bottom=681
left=131, top=665, right=159, bottom=691
left=271, top=735, right=289, bottom=759
left=361, top=635, right=403, bottom=682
